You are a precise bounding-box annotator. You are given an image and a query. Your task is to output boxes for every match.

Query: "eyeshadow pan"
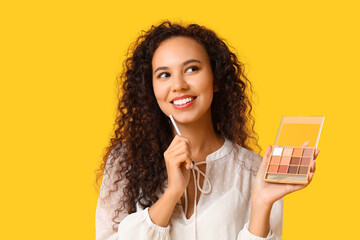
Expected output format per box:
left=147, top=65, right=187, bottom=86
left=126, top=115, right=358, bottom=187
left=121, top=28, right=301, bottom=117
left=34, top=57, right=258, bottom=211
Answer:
left=280, top=156, right=291, bottom=165
left=268, top=165, right=278, bottom=173
left=278, top=165, right=288, bottom=173
left=290, top=157, right=300, bottom=165
left=273, top=147, right=283, bottom=156
left=283, top=148, right=293, bottom=156
left=303, top=148, right=313, bottom=157
left=270, top=156, right=281, bottom=164
left=292, top=148, right=303, bottom=157
left=301, top=157, right=311, bottom=165
left=288, top=166, right=298, bottom=174
left=298, top=166, right=309, bottom=174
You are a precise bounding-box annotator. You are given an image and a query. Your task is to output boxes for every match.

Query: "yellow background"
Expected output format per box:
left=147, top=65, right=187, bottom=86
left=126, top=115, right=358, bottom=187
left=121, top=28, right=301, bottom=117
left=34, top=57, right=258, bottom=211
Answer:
left=1, top=0, right=359, bottom=239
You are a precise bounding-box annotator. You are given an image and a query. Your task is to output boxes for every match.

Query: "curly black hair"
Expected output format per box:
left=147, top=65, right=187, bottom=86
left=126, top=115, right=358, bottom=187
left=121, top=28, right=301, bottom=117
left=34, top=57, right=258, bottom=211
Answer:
left=95, top=20, right=260, bottom=232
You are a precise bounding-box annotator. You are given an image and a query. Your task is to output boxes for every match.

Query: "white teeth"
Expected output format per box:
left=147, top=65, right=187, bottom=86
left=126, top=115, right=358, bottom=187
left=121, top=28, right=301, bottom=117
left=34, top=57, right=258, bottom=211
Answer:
left=173, top=97, right=194, bottom=106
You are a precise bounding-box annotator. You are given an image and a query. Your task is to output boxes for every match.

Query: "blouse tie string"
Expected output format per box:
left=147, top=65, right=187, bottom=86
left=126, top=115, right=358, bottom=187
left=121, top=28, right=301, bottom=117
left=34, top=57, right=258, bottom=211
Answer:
left=184, top=161, right=212, bottom=240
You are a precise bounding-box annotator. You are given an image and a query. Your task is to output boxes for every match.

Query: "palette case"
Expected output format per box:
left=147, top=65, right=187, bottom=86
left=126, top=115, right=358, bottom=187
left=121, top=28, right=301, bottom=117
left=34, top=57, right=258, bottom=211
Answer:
left=264, top=116, right=325, bottom=185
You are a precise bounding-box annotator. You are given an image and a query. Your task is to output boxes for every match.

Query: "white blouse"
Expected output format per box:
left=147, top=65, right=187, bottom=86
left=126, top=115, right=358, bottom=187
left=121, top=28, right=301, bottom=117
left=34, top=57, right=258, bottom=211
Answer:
left=96, top=137, right=283, bottom=240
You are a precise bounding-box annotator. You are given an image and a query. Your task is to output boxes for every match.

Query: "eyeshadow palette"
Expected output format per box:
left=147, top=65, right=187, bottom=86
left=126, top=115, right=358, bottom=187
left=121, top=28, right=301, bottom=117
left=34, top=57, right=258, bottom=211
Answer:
left=265, top=146, right=315, bottom=184
left=264, top=115, right=324, bottom=185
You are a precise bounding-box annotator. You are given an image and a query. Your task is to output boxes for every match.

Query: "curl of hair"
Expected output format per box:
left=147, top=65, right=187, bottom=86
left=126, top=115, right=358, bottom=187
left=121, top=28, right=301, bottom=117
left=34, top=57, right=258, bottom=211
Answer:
left=95, top=20, right=260, bottom=232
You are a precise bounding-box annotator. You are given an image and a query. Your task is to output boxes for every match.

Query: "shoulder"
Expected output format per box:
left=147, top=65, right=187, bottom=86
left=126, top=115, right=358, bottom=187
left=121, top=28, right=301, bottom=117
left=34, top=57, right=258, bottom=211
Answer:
left=230, top=142, right=262, bottom=174
left=99, top=143, right=128, bottom=200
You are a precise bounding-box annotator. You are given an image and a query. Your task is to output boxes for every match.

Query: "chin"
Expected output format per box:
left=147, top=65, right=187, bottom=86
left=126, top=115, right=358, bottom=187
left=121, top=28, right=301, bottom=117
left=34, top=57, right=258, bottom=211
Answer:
left=171, top=110, right=208, bottom=124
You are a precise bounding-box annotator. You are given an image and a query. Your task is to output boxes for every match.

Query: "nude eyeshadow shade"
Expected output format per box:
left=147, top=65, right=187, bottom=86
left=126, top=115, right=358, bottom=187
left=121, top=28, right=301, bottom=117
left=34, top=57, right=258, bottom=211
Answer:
left=264, top=147, right=315, bottom=184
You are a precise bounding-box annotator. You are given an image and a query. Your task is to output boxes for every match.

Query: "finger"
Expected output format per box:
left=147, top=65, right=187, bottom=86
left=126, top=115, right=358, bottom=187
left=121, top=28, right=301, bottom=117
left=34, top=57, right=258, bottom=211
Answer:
left=182, top=153, right=193, bottom=170
left=260, top=145, right=272, bottom=168
left=167, top=135, right=190, bottom=150
left=314, top=149, right=320, bottom=159
left=173, top=153, right=192, bottom=169
left=186, top=160, right=193, bottom=170
left=183, top=154, right=193, bottom=170
left=309, top=159, right=316, bottom=172
left=169, top=142, right=192, bottom=168
left=307, top=171, right=315, bottom=184
left=170, top=136, right=192, bottom=152
left=177, top=136, right=192, bottom=147
left=168, top=135, right=181, bottom=148
left=169, top=149, right=191, bottom=168
left=171, top=140, right=192, bottom=156
left=167, top=145, right=192, bottom=166
left=300, top=141, right=310, bottom=147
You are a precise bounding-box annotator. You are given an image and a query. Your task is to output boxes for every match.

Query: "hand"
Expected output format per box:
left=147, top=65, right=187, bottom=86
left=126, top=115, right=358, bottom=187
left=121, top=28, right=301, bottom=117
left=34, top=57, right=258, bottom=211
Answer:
left=163, top=135, right=193, bottom=199
left=252, top=143, right=320, bottom=207
left=248, top=142, right=319, bottom=236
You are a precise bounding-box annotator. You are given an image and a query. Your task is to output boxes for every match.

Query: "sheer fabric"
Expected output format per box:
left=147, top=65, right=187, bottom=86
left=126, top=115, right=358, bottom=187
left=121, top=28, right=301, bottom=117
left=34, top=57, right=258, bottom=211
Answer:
left=96, top=138, right=283, bottom=239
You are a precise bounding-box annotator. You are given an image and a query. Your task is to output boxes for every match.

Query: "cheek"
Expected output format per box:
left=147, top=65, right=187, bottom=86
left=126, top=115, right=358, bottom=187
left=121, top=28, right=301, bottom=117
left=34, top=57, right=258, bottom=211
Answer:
left=199, top=74, right=214, bottom=96
left=152, top=83, right=170, bottom=115
left=201, top=76, right=215, bottom=104
left=152, top=82, right=168, bottom=103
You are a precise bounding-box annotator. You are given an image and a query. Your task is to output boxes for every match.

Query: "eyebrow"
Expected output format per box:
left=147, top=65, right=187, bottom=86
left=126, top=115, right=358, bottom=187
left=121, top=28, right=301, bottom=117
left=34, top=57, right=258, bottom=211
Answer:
left=153, top=59, right=201, bottom=75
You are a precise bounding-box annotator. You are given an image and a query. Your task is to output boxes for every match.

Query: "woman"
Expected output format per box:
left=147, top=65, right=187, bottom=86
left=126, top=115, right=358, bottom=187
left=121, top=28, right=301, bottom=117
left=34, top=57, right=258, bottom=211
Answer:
left=95, top=21, right=318, bottom=239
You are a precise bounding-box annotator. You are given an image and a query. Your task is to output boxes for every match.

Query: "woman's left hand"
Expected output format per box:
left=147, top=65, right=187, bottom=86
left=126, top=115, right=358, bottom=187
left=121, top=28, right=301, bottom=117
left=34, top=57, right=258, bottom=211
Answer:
left=251, top=144, right=320, bottom=207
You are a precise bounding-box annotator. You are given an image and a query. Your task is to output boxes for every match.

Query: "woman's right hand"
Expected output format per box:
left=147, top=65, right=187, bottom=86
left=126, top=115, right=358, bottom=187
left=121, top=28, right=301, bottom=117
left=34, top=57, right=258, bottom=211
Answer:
left=163, top=135, right=192, bottom=199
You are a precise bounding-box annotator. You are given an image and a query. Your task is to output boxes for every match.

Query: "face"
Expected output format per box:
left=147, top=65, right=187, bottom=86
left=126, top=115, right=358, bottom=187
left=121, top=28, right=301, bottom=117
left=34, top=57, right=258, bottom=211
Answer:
left=152, top=36, right=217, bottom=124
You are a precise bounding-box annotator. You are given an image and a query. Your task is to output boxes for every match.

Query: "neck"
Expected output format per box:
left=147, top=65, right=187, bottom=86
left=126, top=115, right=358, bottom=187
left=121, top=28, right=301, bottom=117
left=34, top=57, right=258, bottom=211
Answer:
left=171, top=110, right=224, bottom=161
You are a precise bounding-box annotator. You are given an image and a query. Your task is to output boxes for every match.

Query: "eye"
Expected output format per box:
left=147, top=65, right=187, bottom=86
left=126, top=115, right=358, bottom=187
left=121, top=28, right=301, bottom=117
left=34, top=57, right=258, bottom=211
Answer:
left=185, top=66, right=199, bottom=73
left=158, top=72, right=170, bottom=79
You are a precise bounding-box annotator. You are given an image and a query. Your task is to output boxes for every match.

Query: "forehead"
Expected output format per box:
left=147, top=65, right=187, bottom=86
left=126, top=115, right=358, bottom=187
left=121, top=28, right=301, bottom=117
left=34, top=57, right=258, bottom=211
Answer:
left=152, top=36, right=209, bottom=67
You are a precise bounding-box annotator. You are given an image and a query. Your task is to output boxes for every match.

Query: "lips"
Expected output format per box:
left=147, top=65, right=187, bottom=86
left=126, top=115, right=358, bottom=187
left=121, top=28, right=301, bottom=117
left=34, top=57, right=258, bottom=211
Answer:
left=171, top=96, right=197, bottom=109
left=170, top=95, right=197, bottom=103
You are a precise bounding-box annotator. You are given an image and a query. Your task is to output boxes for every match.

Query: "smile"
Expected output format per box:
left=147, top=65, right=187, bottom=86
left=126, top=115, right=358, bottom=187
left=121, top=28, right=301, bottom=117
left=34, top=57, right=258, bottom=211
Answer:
left=171, top=97, right=197, bottom=109
left=173, top=97, right=196, bottom=106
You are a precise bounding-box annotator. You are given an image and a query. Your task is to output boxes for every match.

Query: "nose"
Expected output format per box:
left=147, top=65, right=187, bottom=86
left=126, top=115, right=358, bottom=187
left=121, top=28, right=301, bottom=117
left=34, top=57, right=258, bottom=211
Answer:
left=171, top=72, right=189, bottom=92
